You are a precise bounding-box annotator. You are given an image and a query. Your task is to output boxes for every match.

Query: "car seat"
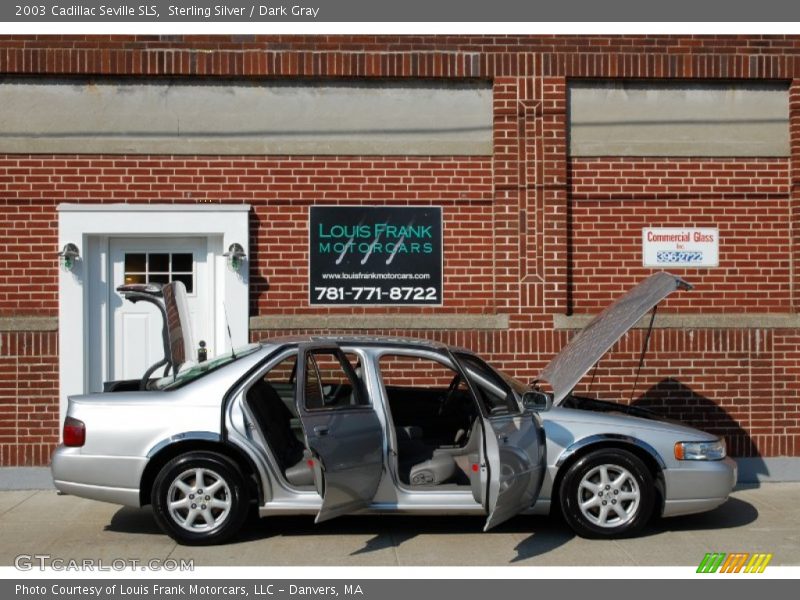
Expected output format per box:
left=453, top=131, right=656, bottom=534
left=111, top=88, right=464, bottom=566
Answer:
left=407, top=419, right=482, bottom=486
left=246, top=379, right=314, bottom=487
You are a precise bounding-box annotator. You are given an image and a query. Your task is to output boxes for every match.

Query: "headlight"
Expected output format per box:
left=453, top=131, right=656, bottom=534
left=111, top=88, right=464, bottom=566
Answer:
left=674, top=439, right=726, bottom=461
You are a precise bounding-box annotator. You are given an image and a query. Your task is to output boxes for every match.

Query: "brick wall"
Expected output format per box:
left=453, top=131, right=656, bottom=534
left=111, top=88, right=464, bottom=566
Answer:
left=0, top=331, right=59, bottom=465
left=248, top=157, right=494, bottom=316
left=1, top=35, right=799, bottom=464
left=569, top=158, right=792, bottom=313
left=565, top=328, right=797, bottom=458
left=0, top=156, right=494, bottom=317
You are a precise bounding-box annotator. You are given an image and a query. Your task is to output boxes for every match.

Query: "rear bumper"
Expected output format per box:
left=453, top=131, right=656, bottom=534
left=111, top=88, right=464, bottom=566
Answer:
left=51, top=445, right=145, bottom=507
left=53, top=480, right=141, bottom=506
left=662, top=456, right=737, bottom=517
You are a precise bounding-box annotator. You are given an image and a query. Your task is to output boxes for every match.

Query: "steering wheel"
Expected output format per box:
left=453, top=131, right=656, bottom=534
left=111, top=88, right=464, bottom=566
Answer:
left=438, top=374, right=463, bottom=417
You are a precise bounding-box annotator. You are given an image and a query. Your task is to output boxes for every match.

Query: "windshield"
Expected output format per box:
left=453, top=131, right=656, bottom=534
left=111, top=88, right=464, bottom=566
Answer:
left=153, top=343, right=261, bottom=390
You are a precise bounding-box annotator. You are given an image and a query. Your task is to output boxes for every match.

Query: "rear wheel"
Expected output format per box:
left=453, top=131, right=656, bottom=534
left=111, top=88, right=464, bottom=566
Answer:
left=559, top=448, right=654, bottom=539
left=151, top=451, right=249, bottom=545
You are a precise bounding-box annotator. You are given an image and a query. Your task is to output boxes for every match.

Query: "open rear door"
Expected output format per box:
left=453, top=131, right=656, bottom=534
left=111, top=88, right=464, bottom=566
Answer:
left=295, top=342, right=384, bottom=523
left=482, top=413, right=546, bottom=531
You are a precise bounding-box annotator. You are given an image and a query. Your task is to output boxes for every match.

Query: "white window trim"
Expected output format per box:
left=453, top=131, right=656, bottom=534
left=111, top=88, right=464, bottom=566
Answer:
left=57, top=203, right=250, bottom=420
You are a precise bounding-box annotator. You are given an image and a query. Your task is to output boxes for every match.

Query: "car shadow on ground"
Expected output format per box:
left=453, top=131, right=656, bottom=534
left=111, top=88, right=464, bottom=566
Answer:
left=642, top=496, right=758, bottom=536
left=105, top=494, right=758, bottom=562
left=104, top=507, right=164, bottom=535
left=632, top=378, right=768, bottom=483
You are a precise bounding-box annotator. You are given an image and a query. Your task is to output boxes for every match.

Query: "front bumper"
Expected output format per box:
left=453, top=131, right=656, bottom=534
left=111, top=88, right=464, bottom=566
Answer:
left=51, top=445, right=146, bottom=507
left=661, top=456, right=737, bottom=517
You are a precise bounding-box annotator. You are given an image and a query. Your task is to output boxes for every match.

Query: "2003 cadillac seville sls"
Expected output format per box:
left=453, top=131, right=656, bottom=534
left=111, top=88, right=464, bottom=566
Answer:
left=51, top=272, right=736, bottom=544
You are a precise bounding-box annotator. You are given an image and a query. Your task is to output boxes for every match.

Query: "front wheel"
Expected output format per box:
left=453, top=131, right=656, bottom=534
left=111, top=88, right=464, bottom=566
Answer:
left=151, top=451, right=249, bottom=545
left=559, top=448, right=655, bottom=539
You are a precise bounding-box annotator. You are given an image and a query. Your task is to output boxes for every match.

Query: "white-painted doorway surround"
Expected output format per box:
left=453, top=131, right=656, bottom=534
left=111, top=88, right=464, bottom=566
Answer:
left=57, top=204, right=250, bottom=421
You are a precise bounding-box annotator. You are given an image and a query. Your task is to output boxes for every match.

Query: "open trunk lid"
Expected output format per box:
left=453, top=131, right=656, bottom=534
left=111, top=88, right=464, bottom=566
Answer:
left=116, top=281, right=195, bottom=378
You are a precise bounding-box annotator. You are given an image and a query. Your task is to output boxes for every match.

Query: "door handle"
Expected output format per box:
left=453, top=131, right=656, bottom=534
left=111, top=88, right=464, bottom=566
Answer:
left=314, top=425, right=330, bottom=436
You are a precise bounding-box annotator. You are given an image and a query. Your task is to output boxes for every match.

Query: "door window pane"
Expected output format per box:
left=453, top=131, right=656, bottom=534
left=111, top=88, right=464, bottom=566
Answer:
left=303, top=350, right=365, bottom=410
left=123, top=251, right=195, bottom=294
left=149, top=273, right=169, bottom=285
left=149, top=253, right=169, bottom=272
left=124, top=253, right=146, bottom=272
left=172, top=253, right=193, bottom=272
left=172, top=274, right=194, bottom=294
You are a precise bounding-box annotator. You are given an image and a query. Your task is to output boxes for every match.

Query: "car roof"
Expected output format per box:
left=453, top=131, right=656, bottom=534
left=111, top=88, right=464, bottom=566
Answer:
left=258, top=334, right=471, bottom=354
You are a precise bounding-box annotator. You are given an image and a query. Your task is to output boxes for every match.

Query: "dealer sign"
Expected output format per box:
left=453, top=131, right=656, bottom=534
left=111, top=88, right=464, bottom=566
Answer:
left=642, top=227, right=719, bottom=268
left=309, top=206, right=443, bottom=305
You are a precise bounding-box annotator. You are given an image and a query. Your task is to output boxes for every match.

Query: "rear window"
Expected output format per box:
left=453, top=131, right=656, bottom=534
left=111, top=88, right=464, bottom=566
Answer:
left=153, top=343, right=262, bottom=390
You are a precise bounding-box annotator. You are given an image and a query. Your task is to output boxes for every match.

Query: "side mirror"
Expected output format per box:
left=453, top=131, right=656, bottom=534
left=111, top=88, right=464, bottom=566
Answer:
left=522, top=390, right=553, bottom=413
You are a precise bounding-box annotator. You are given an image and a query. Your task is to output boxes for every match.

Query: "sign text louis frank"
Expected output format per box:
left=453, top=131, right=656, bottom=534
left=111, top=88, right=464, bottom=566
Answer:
left=642, top=227, right=719, bottom=268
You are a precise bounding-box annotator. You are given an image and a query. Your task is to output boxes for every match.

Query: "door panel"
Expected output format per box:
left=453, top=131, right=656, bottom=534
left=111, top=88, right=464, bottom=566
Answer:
left=451, top=351, right=546, bottom=531
left=118, top=312, right=152, bottom=381
left=483, top=413, right=546, bottom=531
left=295, top=343, right=384, bottom=523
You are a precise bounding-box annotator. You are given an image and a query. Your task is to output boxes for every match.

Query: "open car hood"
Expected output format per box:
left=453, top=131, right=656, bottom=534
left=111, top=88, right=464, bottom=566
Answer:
left=539, top=272, right=692, bottom=405
left=116, top=281, right=195, bottom=376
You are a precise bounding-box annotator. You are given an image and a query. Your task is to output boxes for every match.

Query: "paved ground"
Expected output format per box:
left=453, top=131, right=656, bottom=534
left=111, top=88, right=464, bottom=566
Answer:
left=0, top=483, right=797, bottom=567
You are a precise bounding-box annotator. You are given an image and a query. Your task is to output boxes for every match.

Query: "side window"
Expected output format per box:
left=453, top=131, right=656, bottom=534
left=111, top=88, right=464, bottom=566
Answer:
left=378, top=354, right=465, bottom=390
left=259, top=353, right=297, bottom=408
left=264, top=354, right=297, bottom=384
left=456, top=353, right=520, bottom=416
left=302, top=349, right=366, bottom=410
left=377, top=353, right=475, bottom=429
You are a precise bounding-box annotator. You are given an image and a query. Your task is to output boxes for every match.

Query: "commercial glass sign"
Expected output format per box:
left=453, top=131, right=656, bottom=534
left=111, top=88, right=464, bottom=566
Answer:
left=642, top=227, right=719, bottom=268
left=309, top=206, right=443, bottom=305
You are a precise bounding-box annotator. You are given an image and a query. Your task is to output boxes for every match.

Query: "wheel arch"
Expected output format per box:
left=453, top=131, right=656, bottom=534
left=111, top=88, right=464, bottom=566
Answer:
left=552, top=435, right=666, bottom=515
left=140, top=436, right=263, bottom=507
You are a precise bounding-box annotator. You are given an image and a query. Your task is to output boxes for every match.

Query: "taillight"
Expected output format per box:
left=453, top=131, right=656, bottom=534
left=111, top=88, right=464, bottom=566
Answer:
left=63, top=416, right=85, bottom=447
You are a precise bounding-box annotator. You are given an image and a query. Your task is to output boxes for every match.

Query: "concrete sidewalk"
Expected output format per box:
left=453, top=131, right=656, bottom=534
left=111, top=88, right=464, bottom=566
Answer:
left=0, top=483, right=797, bottom=566
left=0, top=467, right=53, bottom=491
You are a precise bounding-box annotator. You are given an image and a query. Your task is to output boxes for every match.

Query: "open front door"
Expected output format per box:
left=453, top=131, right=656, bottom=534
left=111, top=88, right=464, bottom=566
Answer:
left=482, top=413, right=546, bottom=531
left=295, top=342, right=384, bottom=523
left=454, top=351, right=546, bottom=531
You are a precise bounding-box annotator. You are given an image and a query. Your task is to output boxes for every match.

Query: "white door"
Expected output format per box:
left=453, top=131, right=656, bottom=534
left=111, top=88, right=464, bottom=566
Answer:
left=109, top=238, right=210, bottom=382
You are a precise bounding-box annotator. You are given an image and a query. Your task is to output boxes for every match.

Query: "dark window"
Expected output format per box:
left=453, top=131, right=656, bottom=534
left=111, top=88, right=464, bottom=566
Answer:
left=302, top=350, right=366, bottom=410
left=123, top=251, right=195, bottom=293
left=149, top=253, right=169, bottom=272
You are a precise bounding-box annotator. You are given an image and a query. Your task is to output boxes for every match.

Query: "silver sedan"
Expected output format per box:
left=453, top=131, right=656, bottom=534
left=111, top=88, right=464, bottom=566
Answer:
left=51, top=273, right=736, bottom=544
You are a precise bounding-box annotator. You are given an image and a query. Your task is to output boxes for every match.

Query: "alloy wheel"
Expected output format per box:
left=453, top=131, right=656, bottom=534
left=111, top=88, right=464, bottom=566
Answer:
left=576, top=463, right=641, bottom=528
left=166, top=467, right=232, bottom=533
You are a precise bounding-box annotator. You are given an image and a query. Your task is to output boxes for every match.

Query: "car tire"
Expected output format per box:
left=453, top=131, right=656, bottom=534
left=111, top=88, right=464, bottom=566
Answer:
left=151, top=451, right=249, bottom=545
left=559, top=448, right=654, bottom=539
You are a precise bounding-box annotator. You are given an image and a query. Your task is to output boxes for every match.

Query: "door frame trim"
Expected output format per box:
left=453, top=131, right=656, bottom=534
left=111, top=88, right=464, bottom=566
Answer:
left=57, top=203, right=250, bottom=425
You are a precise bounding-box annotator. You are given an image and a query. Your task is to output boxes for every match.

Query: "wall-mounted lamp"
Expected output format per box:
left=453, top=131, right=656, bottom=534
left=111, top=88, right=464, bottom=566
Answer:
left=223, top=243, right=246, bottom=272
left=58, top=243, right=80, bottom=272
